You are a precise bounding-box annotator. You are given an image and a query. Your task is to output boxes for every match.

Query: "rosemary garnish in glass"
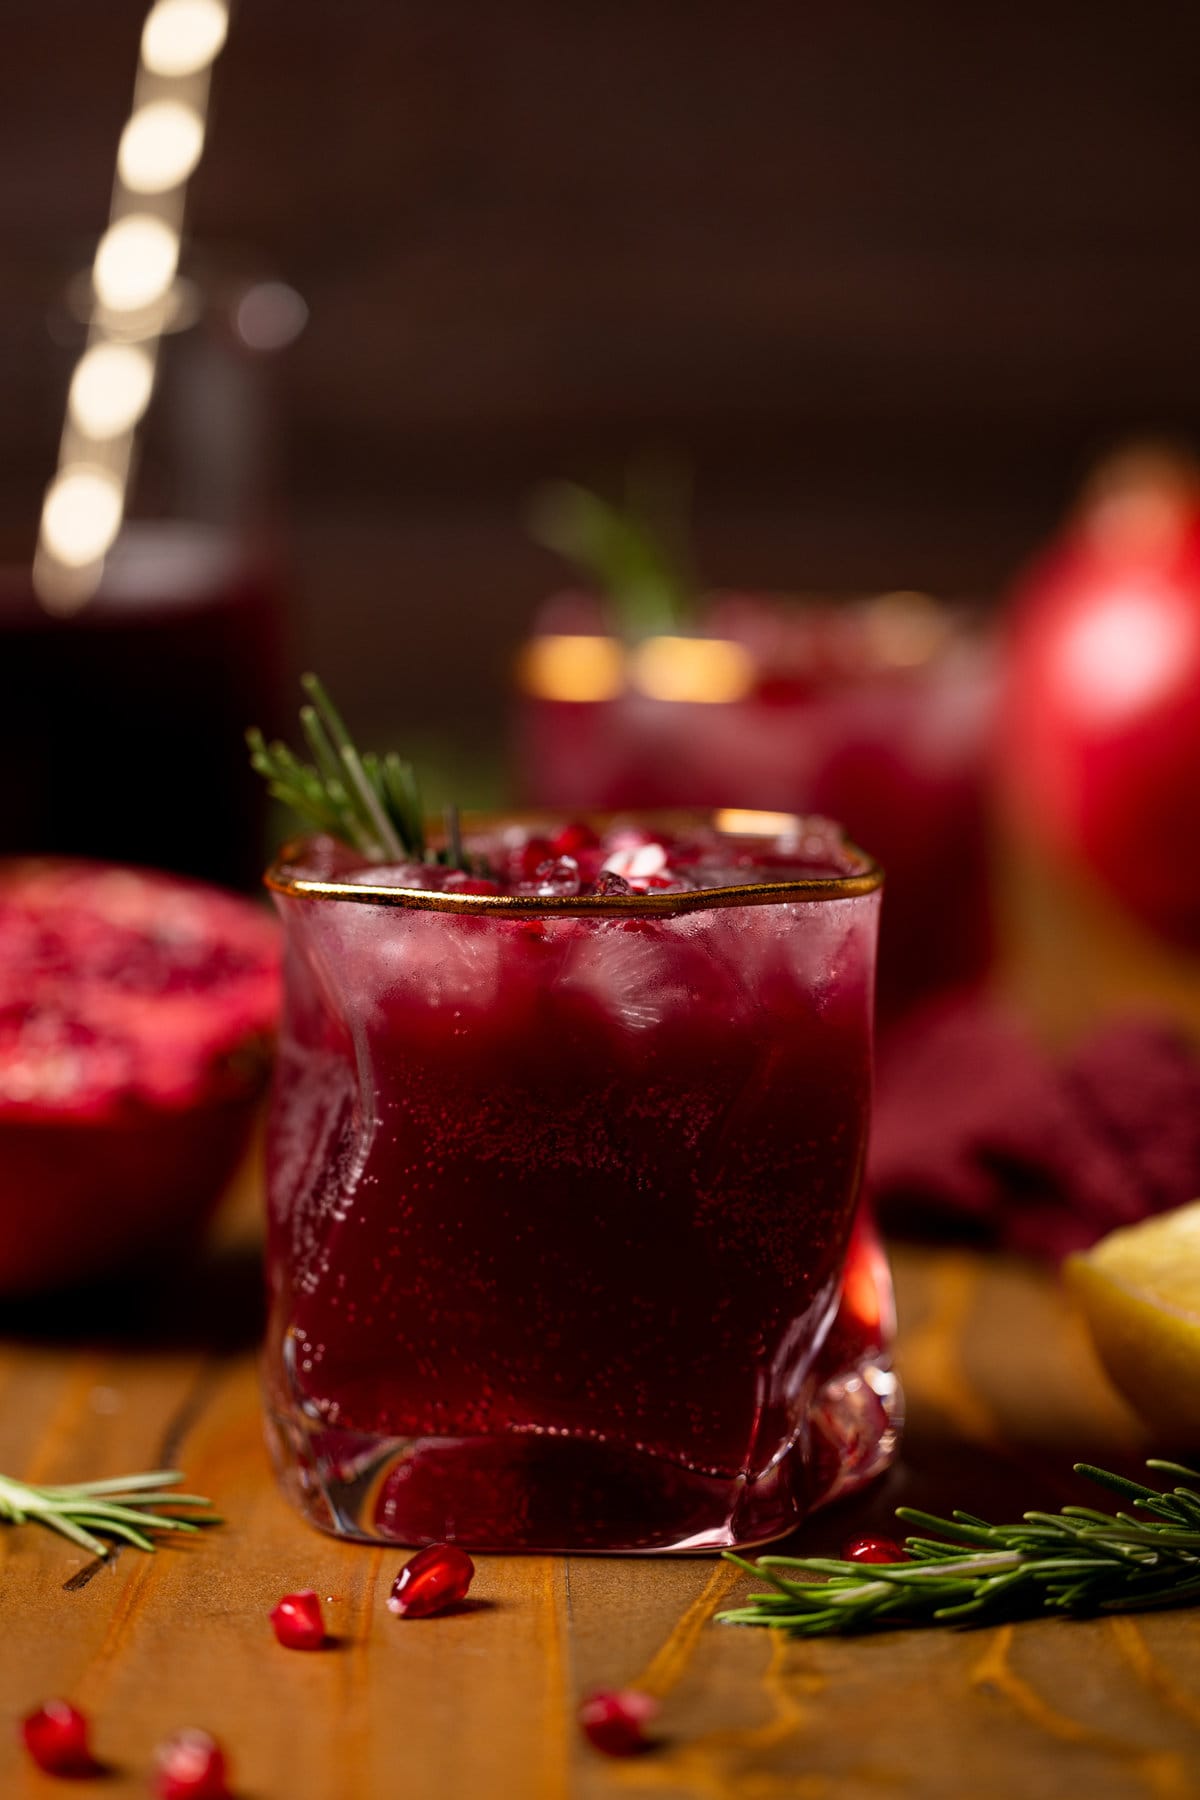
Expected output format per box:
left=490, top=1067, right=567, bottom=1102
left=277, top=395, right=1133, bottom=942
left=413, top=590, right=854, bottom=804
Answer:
left=249, top=673, right=472, bottom=870
left=0, top=1468, right=221, bottom=1557
left=720, top=1461, right=1200, bottom=1636
left=527, top=465, right=695, bottom=639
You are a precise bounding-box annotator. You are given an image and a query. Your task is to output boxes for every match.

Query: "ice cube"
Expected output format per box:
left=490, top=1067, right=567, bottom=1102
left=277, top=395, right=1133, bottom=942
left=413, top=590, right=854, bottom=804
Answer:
left=318, top=904, right=504, bottom=1022
left=592, top=871, right=634, bottom=896
left=523, top=856, right=581, bottom=898
left=556, top=916, right=741, bottom=1035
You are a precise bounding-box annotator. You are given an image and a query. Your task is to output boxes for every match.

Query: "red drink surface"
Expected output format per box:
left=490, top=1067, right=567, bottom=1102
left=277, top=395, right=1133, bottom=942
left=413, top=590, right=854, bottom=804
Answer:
left=263, top=816, right=896, bottom=1550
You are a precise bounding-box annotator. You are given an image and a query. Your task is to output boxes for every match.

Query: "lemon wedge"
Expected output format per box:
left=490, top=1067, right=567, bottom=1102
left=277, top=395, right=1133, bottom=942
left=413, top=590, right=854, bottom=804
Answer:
left=1065, top=1202, right=1200, bottom=1441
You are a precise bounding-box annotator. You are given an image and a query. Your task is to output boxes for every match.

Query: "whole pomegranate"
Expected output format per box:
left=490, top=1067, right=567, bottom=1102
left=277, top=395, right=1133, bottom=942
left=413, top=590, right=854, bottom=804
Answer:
left=1001, top=448, right=1200, bottom=946
left=0, top=859, right=279, bottom=1294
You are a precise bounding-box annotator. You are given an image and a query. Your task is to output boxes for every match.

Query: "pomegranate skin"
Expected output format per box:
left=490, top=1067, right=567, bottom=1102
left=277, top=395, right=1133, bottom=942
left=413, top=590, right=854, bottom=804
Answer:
left=0, top=859, right=280, bottom=1295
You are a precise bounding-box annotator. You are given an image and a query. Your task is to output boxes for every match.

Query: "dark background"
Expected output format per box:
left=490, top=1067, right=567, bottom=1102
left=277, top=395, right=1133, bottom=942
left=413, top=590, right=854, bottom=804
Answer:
left=4, top=0, right=1200, bottom=757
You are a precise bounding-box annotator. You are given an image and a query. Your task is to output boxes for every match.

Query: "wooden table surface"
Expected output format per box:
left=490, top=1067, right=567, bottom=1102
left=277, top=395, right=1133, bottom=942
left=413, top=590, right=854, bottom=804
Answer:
left=3, top=1166, right=1197, bottom=1800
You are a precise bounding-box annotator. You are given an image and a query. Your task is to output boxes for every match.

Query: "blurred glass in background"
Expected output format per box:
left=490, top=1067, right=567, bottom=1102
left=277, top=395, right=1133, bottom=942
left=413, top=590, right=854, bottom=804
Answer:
left=0, top=262, right=301, bottom=888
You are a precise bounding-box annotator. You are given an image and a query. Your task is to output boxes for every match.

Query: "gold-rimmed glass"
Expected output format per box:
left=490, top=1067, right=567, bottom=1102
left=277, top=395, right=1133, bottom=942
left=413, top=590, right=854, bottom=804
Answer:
left=262, top=812, right=898, bottom=1552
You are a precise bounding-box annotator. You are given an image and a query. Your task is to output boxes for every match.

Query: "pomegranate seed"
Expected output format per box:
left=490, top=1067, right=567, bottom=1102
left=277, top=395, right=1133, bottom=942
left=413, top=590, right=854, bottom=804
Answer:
left=270, top=1588, right=326, bottom=1650
left=21, top=1699, right=95, bottom=1775
left=387, top=1542, right=475, bottom=1618
left=578, top=1689, right=660, bottom=1756
left=552, top=821, right=600, bottom=856
left=442, top=872, right=502, bottom=896
left=515, top=837, right=554, bottom=880
left=152, top=1728, right=230, bottom=1800
left=843, top=1535, right=910, bottom=1564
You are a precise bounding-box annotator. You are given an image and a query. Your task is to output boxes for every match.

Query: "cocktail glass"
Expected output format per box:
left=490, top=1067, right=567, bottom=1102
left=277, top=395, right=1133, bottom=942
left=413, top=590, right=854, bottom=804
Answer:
left=262, top=814, right=899, bottom=1551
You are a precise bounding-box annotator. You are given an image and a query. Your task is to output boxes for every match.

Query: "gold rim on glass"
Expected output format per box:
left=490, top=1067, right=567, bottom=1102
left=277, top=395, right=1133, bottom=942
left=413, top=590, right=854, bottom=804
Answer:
left=265, top=811, right=883, bottom=917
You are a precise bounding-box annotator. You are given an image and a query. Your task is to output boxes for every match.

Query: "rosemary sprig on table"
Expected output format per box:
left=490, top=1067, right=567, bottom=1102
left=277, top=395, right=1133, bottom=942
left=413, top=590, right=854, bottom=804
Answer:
left=528, top=468, right=694, bottom=639
left=0, top=1469, right=221, bottom=1558
left=248, top=673, right=452, bottom=866
left=720, top=1461, right=1200, bottom=1636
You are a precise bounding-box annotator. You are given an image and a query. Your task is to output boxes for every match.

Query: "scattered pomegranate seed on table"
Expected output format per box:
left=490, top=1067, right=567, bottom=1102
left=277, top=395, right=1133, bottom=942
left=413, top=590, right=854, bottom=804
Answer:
left=386, top=1543, right=475, bottom=1618
left=20, top=1699, right=96, bottom=1775
left=842, top=1535, right=910, bottom=1564
left=578, top=1689, right=660, bottom=1756
left=152, top=1728, right=231, bottom=1800
left=269, top=1588, right=327, bottom=1650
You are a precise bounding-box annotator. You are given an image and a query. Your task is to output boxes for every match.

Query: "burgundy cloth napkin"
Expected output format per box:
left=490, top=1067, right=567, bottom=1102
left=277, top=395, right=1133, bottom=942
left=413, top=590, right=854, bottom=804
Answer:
left=868, top=998, right=1200, bottom=1259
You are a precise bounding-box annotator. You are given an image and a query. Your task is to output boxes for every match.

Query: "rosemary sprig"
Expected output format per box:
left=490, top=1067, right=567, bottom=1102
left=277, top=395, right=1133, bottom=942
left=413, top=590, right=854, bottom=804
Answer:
left=527, top=467, right=694, bottom=638
left=719, top=1461, right=1200, bottom=1637
left=249, top=673, right=455, bottom=866
left=0, top=1468, right=221, bottom=1558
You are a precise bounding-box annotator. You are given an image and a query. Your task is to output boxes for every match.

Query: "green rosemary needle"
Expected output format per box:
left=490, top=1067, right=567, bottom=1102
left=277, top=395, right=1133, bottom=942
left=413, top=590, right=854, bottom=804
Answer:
left=719, top=1460, right=1200, bottom=1637
left=527, top=471, right=694, bottom=639
left=0, top=1468, right=221, bottom=1558
left=249, top=673, right=469, bottom=867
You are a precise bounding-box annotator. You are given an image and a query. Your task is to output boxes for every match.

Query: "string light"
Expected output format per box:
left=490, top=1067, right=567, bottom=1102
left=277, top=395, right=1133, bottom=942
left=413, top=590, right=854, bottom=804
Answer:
left=118, top=99, right=205, bottom=193
left=629, top=635, right=755, bottom=704
left=40, top=469, right=125, bottom=569
left=141, top=0, right=229, bottom=77
left=92, top=214, right=181, bottom=313
left=68, top=343, right=156, bottom=438
left=515, top=635, right=627, bottom=703
left=714, top=809, right=805, bottom=838
left=35, top=0, right=228, bottom=611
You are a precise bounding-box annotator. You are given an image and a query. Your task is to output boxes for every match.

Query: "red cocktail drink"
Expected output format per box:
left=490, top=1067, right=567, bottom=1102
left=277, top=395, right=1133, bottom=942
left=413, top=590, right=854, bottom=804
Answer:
left=514, top=594, right=995, bottom=1020
left=264, top=814, right=896, bottom=1550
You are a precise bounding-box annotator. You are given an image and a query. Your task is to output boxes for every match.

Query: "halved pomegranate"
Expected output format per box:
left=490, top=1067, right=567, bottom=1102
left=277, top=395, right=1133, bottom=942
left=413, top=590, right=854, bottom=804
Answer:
left=0, top=859, right=280, bottom=1294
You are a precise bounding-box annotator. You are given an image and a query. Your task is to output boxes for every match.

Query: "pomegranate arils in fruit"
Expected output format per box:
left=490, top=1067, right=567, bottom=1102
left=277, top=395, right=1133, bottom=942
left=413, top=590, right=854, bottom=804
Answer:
left=843, top=1535, right=910, bottom=1564
left=153, top=1728, right=230, bottom=1800
left=21, top=1699, right=95, bottom=1775
left=578, top=1688, right=660, bottom=1756
left=0, top=859, right=280, bottom=1298
left=270, top=1588, right=326, bottom=1649
left=387, top=1542, right=475, bottom=1618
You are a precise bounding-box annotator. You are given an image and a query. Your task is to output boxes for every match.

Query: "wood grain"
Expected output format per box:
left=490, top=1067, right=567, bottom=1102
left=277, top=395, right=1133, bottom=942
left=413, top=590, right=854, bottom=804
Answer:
left=4, top=1209, right=1199, bottom=1800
